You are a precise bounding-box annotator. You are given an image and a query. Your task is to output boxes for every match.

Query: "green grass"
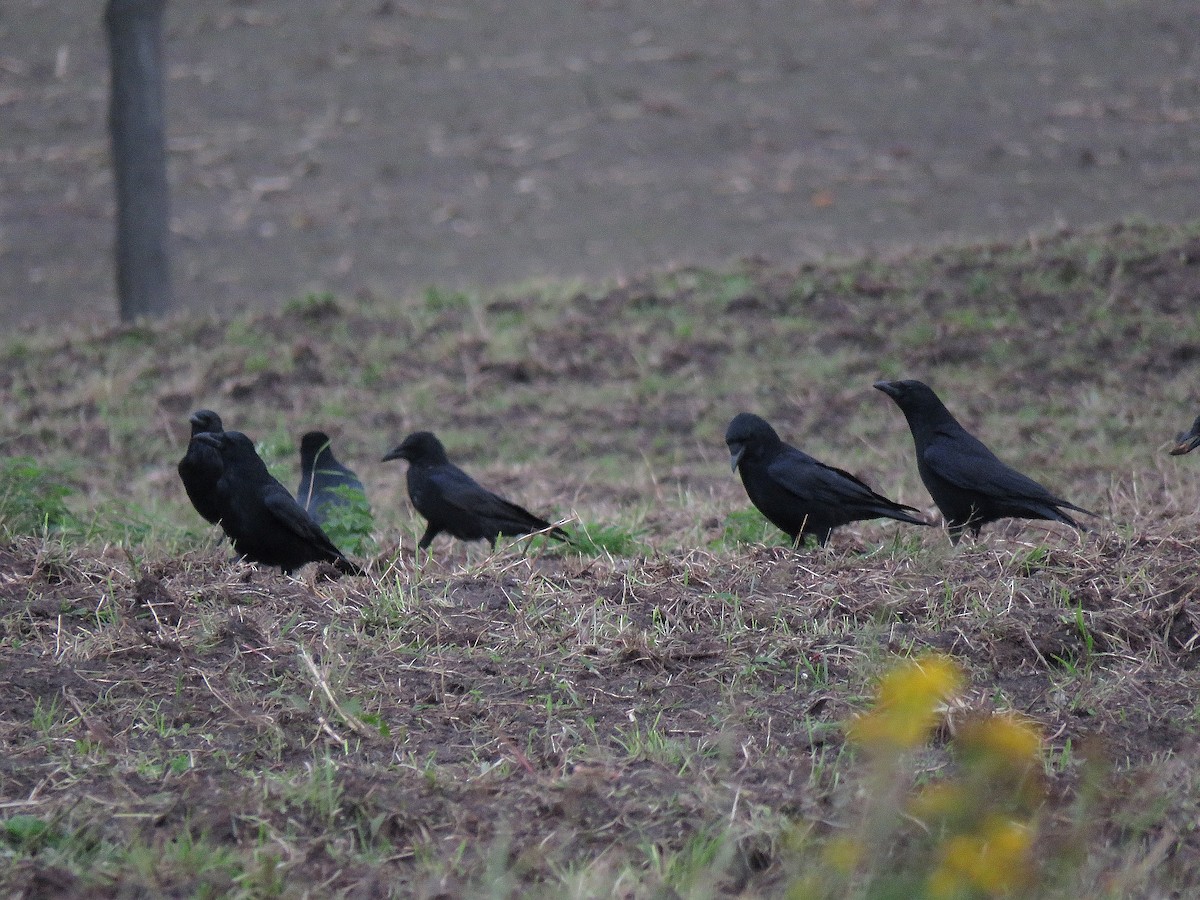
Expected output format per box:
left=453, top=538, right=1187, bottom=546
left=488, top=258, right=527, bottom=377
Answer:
left=0, top=455, right=76, bottom=534
left=566, top=521, right=651, bottom=557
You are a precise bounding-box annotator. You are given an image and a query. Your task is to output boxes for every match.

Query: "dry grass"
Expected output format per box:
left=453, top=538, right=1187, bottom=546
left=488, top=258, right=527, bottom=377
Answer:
left=2, top=221, right=1200, bottom=896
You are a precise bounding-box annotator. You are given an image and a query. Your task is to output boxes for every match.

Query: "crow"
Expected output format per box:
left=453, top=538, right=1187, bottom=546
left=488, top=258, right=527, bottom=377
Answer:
left=874, top=379, right=1095, bottom=543
left=296, top=431, right=369, bottom=526
left=192, top=430, right=363, bottom=575
left=1169, top=414, right=1200, bottom=456
left=178, top=409, right=227, bottom=525
left=725, top=412, right=927, bottom=547
left=381, top=430, right=570, bottom=550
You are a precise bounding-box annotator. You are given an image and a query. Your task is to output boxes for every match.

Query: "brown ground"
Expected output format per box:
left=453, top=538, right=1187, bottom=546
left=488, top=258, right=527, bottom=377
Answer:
left=3, top=530, right=1199, bottom=897
left=2, top=223, right=1200, bottom=894
left=3, top=0, right=1200, bottom=325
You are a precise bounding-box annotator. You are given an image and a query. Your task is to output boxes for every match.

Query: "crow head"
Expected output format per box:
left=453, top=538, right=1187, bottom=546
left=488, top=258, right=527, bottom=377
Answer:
left=382, top=431, right=449, bottom=466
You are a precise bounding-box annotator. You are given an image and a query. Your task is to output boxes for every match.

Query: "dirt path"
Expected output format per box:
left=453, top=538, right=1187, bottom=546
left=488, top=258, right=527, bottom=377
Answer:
left=2, top=0, right=1198, bottom=325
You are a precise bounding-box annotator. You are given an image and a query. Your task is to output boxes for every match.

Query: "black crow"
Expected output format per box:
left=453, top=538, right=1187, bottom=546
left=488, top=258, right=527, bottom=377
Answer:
left=874, top=379, right=1095, bottom=543
left=725, top=412, right=927, bottom=546
left=193, top=430, right=363, bottom=575
left=1169, top=415, right=1200, bottom=456
left=178, top=409, right=226, bottom=525
left=296, top=431, right=369, bottom=526
left=381, top=430, right=570, bottom=550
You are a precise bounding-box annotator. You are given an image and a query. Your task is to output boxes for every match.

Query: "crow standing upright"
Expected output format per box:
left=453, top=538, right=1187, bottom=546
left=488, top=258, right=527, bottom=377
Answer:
left=381, top=431, right=570, bottom=550
left=1169, top=414, right=1200, bottom=456
left=178, top=409, right=227, bottom=525
left=873, top=379, right=1095, bottom=543
left=296, top=431, right=369, bottom=526
left=192, top=430, right=363, bottom=575
left=725, top=412, right=927, bottom=547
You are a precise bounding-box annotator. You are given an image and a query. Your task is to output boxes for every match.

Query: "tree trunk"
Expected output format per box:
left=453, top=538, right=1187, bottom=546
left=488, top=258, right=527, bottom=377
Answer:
left=105, top=0, right=172, bottom=321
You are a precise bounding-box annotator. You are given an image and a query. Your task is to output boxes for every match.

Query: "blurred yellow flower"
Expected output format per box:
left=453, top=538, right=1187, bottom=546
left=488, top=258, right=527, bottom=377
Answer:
left=822, top=835, right=863, bottom=874
left=784, top=875, right=823, bottom=900
left=959, top=712, right=1042, bottom=768
left=847, top=654, right=964, bottom=752
left=928, top=816, right=1034, bottom=897
left=908, top=780, right=968, bottom=823
left=876, top=654, right=964, bottom=710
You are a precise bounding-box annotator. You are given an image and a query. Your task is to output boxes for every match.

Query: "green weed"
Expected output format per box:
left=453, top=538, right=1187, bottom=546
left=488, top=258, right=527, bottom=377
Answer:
left=717, top=507, right=787, bottom=548
left=566, top=521, right=650, bottom=557
left=0, top=455, right=75, bottom=535
left=313, top=485, right=377, bottom=558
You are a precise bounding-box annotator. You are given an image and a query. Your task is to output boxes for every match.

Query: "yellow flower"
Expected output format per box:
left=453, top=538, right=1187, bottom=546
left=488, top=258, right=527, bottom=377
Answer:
left=959, top=713, right=1042, bottom=767
left=928, top=817, right=1035, bottom=897
left=957, top=713, right=1046, bottom=814
left=784, top=875, right=823, bottom=900
left=822, top=835, right=863, bottom=874
left=876, top=654, right=964, bottom=711
left=847, top=654, right=964, bottom=752
left=909, top=781, right=969, bottom=823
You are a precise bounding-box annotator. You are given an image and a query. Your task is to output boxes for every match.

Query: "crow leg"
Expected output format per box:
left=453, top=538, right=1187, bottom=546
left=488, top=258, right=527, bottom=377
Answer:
left=417, top=522, right=440, bottom=550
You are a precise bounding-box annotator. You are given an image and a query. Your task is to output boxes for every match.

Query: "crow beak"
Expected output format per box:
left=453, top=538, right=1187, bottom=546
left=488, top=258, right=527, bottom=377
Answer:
left=381, top=447, right=404, bottom=463
left=728, top=445, right=745, bottom=472
left=1170, top=426, right=1200, bottom=456
left=873, top=380, right=898, bottom=398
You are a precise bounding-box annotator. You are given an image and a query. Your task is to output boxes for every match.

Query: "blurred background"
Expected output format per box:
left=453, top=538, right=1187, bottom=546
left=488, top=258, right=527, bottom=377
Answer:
left=2, top=0, right=1198, bottom=326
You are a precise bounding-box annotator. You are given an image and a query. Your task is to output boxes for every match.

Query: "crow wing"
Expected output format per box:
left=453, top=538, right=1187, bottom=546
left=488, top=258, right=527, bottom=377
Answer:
left=769, top=448, right=919, bottom=513
left=424, top=467, right=551, bottom=530
left=923, top=430, right=1079, bottom=509
left=263, top=489, right=348, bottom=558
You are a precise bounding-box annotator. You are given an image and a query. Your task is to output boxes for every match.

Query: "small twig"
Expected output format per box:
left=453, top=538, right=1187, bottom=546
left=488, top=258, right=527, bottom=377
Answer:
left=299, top=647, right=376, bottom=739
left=315, top=714, right=347, bottom=745
left=492, top=728, right=537, bottom=775
left=63, top=689, right=117, bottom=750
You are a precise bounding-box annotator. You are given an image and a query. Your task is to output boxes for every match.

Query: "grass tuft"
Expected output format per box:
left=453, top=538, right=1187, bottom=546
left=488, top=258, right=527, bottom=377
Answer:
left=0, top=455, right=76, bottom=535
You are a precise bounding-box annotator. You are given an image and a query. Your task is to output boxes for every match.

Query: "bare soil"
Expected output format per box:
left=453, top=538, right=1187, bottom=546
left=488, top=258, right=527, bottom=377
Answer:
left=3, top=0, right=1200, bottom=325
